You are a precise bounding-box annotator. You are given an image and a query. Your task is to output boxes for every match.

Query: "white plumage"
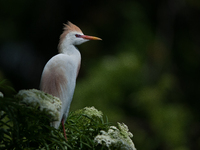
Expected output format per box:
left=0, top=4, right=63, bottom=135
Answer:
left=40, top=21, right=101, bottom=140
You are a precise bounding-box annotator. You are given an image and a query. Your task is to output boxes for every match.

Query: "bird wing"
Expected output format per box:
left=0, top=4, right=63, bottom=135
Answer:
left=40, top=54, right=78, bottom=128
left=40, top=57, right=68, bottom=99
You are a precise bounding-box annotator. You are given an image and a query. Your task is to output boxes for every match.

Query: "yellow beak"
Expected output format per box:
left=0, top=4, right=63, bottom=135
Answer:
left=81, top=35, right=102, bottom=40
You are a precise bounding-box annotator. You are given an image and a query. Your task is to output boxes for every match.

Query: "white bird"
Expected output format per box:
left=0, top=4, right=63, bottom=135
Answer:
left=40, top=21, right=101, bottom=140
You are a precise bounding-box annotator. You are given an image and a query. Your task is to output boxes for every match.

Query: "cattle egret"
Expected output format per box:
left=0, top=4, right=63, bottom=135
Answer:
left=40, top=21, right=101, bottom=140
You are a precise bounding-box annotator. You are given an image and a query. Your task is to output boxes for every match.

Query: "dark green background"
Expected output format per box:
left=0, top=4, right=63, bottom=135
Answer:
left=0, top=0, right=200, bottom=149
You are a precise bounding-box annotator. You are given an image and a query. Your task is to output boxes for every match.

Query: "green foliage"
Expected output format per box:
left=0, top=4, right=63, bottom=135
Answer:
left=0, top=82, right=68, bottom=149
left=64, top=109, right=110, bottom=149
left=0, top=84, right=135, bottom=149
left=0, top=96, right=69, bottom=150
left=0, top=96, right=135, bottom=150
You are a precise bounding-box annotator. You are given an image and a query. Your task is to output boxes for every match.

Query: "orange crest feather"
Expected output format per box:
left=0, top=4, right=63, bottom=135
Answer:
left=63, top=21, right=83, bottom=34
left=58, top=21, right=83, bottom=52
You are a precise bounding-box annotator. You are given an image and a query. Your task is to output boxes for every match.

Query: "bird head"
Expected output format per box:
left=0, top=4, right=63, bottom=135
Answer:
left=58, top=21, right=101, bottom=51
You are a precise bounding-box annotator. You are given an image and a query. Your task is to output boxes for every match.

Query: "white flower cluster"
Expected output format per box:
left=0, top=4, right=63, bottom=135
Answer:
left=0, top=91, right=3, bottom=97
left=82, top=106, right=103, bottom=118
left=94, top=122, right=136, bottom=150
left=16, top=89, right=62, bottom=121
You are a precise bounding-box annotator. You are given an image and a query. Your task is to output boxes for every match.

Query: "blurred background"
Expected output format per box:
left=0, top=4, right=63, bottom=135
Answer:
left=0, top=0, right=200, bottom=149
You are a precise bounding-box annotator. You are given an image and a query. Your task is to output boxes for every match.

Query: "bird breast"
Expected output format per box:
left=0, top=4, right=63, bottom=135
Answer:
left=40, top=54, right=80, bottom=100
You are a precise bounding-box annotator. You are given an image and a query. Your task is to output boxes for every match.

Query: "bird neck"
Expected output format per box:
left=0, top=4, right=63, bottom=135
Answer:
left=59, top=44, right=81, bottom=58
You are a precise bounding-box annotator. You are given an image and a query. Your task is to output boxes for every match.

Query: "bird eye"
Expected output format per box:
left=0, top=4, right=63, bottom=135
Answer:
left=75, top=34, right=81, bottom=38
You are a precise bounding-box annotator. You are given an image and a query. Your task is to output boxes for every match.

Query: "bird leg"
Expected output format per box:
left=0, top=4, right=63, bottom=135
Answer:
left=61, top=118, right=67, bottom=141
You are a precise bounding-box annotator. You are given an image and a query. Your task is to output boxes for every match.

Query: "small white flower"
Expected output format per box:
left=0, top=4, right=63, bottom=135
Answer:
left=94, top=122, right=136, bottom=150
left=16, top=89, right=62, bottom=121
left=83, top=106, right=103, bottom=118
left=118, top=122, right=129, bottom=132
left=94, top=133, right=116, bottom=148
left=110, top=126, right=118, bottom=130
